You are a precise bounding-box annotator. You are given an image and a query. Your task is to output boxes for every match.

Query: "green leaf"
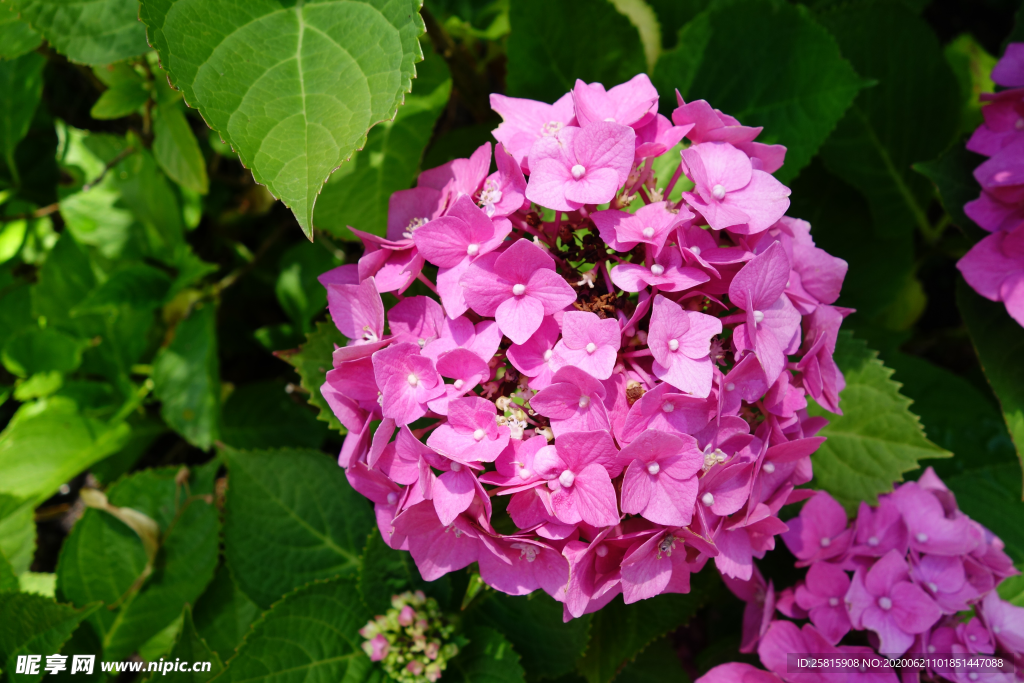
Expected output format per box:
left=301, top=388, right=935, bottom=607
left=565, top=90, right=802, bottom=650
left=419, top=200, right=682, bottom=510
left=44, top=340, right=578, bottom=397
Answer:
left=216, top=577, right=374, bottom=683
left=0, top=51, right=44, bottom=184
left=505, top=0, right=646, bottom=103
left=315, top=44, right=452, bottom=240
left=221, top=380, right=329, bottom=450
left=153, top=303, right=221, bottom=450
left=817, top=0, right=960, bottom=237
left=446, top=626, right=526, bottom=683
left=2, top=328, right=85, bottom=378
left=0, top=9, right=41, bottom=60
left=999, top=573, right=1024, bottom=606
left=6, top=0, right=149, bottom=65
left=807, top=332, right=950, bottom=512
left=957, top=279, right=1024, bottom=491
left=0, top=494, right=35, bottom=575
left=153, top=103, right=210, bottom=195
left=276, top=318, right=347, bottom=432
left=221, top=446, right=375, bottom=608
left=609, top=0, right=661, bottom=73
left=271, top=241, right=341, bottom=334
left=944, top=34, right=996, bottom=137
left=72, top=264, right=175, bottom=314
left=358, top=531, right=452, bottom=613
left=191, top=563, right=260, bottom=663
left=0, top=218, right=28, bottom=264
left=0, top=397, right=131, bottom=503
left=0, top=548, right=17, bottom=593
left=140, top=0, right=426, bottom=238
left=653, top=0, right=866, bottom=183
left=646, top=0, right=706, bottom=49
left=18, top=573, right=56, bottom=598
left=144, top=608, right=223, bottom=683
left=57, top=466, right=220, bottom=661
left=576, top=570, right=720, bottom=683
left=467, top=592, right=591, bottom=681
left=0, top=280, right=32, bottom=351
left=32, top=232, right=97, bottom=328
left=90, top=81, right=150, bottom=120
left=0, top=593, right=98, bottom=683
left=615, top=637, right=689, bottom=683
left=913, top=142, right=986, bottom=238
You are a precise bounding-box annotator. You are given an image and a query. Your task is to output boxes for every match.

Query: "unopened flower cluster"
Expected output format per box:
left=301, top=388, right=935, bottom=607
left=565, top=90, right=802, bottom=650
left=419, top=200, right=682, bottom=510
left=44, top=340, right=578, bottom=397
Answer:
left=959, top=43, right=1024, bottom=327
left=359, top=591, right=458, bottom=683
left=700, top=469, right=1023, bottom=682
left=320, top=73, right=851, bottom=620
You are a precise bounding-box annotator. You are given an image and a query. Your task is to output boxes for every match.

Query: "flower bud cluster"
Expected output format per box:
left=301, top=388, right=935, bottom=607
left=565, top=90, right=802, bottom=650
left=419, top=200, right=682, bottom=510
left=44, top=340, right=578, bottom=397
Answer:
left=321, top=73, right=851, bottom=619
left=703, top=469, right=1023, bottom=682
left=959, top=43, right=1024, bottom=327
left=359, top=591, right=458, bottom=683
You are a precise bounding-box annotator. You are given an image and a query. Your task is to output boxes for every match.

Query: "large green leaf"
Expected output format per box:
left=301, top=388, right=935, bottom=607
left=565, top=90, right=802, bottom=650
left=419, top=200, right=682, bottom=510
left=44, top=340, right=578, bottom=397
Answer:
left=576, top=571, right=720, bottom=683
left=0, top=9, right=41, bottom=60
left=817, top=0, right=960, bottom=237
left=5, top=0, right=148, bottom=64
left=72, top=264, right=175, bottom=314
left=143, top=607, right=223, bottom=683
left=446, top=626, right=526, bottom=683
left=467, top=592, right=591, bottom=681
left=506, top=0, right=646, bottom=102
left=276, top=318, right=347, bottom=432
left=0, top=397, right=131, bottom=503
left=0, top=593, right=98, bottom=683
left=957, top=280, right=1024, bottom=491
left=31, top=232, right=97, bottom=328
left=0, top=51, right=44, bottom=184
left=315, top=44, right=451, bottom=240
left=153, top=303, right=221, bottom=450
left=191, top=563, right=260, bottom=663
left=358, top=531, right=452, bottom=614
left=946, top=463, right=1024, bottom=569
left=0, top=548, right=17, bottom=592
left=653, top=0, right=865, bottom=184
left=57, top=466, right=220, bottom=662
left=2, top=328, right=85, bottom=378
left=216, top=577, right=374, bottom=683
left=615, top=637, right=689, bottom=683
left=221, top=380, right=329, bottom=450
left=221, top=446, right=375, bottom=608
left=0, top=494, right=35, bottom=575
left=913, top=141, right=987, bottom=239
left=140, top=0, right=426, bottom=238
left=807, top=333, right=950, bottom=512
left=90, top=81, right=150, bottom=120
left=271, top=240, right=341, bottom=335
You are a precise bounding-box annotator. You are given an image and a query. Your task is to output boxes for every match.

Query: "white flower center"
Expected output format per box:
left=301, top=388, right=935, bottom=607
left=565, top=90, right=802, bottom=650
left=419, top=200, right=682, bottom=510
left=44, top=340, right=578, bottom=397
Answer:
left=662, top=401, right=674, bottom=413
left=928, top=582, right=939, bottom=593
left=407, top=373, right=419, bottom=386
left=594, top=544, right=608, bottom=557
left=467, top=243, right=480, bottom=256
left=541, top=121, right=564, bottom=136
left=559, top=469, right=576, bottom=488
left=712, top=184, right=726, bottom=200
left=993, top=626, right=1002, bottom=634
left=828, top=597, right=839, bottom=607
left=916, top=533, right=929, bottom=543
left=689, top=246, right=701, bottom=255
left=453, top=379, right=464, bottom=389
left=512, top=283, right=527, bottom=296
left=387, top=492, right=398, bottom=505
left=877, top=596, right=892, bottom=610
left=511, top=542, right=538, bottom=562
left=518, top=467, right=531, bottom=480
left=762, top=462, right=775, bottom=474
left=603, top=117, right=616, bottom=122
left=668, top=339, right=679, bottom=351
left=578, top=395, right=591, bottom=409
left=402, top=216, right=430, bottom=239
left=642, top=227, right=655, bottom=239
left=543, top=349, right=554, bottom=361
left=753, top=310, right=764, bottom=324
left=647, top=462, right=660, bottom=475
left=1016, top=118, right=1024, bottom=130
left=473, top=428, right=485, bottom=441
left=571, top=164, right=586, bottom=180
left=867, top=536, right=880, bottom=547
left=820, top=536, right=832, bottom=548
left=650, top=264, right=665, bottom=276
left=451, top=462, right=463, bottom=472
left=725, top=382, right=736, bottom=391
left=702, top=492, right=715, bottom=506
left=586, top=342, right=597, bottom=354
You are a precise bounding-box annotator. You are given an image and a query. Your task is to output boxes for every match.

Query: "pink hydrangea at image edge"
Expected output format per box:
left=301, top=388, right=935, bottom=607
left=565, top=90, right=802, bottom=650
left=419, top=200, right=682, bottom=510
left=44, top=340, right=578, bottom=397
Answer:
left=698, top=471, right=1024, bottom=683
left=317, top=71, right=865, bottom=622
left=959, top=43, right=1024, bottom=326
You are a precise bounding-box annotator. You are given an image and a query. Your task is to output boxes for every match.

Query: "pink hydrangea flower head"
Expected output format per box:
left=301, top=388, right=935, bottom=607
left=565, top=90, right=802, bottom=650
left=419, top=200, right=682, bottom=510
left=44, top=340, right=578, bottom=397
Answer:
left=992, top=43, right=1024, bottom=88
left=412, top=195, right=512, bottom=270
left=672, top=95, right=787, bottom=173
left=794, top=561, right=852, bottom=644
left=957, top=224, right=1024, bottom=327
left=426, top=396, right=510, bottom=464
left=609, top=244, right=710, bottom=293
left=372, top=342, right=446, bottom=425
left=781, top=490, right=851, bottom=565
left=461, top=238, right=576, bottom=344
left=489, top=91, right=576, bottom=173
left=526, top=121, right=636, bottom=211
left=550, top=310, right=622, bottom=380
left=571, top=74, right=659, bottom=128
left=591, top=201, right=694, bottom=255
left=417, top=141, right=491, bottom=201
left=533, top=430, right=620, bottom=527
left=531, top=366, right=611, bottom=436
